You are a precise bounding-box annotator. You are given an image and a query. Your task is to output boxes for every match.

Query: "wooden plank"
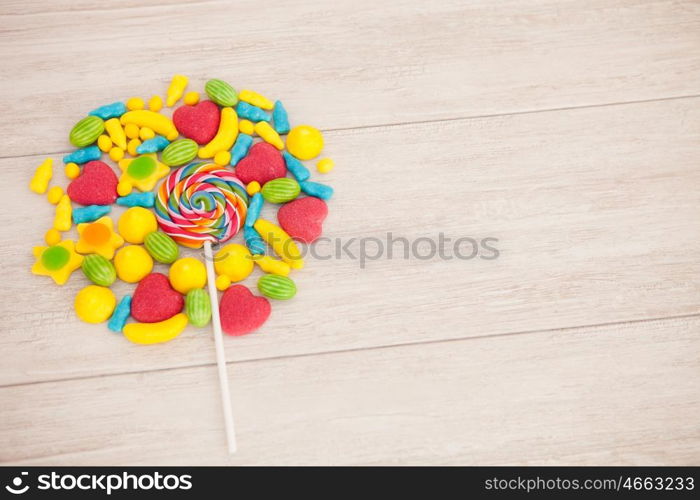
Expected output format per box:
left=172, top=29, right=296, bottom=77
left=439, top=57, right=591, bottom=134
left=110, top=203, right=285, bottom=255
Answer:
left=1, top=316, right=698, bottom=465
left=1, top=0, right=700, bottom=156
left=2, top=97, right=700, bottom=386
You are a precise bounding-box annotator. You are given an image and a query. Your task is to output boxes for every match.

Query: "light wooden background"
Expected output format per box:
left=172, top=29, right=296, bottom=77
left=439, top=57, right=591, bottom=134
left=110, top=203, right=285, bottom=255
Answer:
left=0, top=0, right=699, bottom=465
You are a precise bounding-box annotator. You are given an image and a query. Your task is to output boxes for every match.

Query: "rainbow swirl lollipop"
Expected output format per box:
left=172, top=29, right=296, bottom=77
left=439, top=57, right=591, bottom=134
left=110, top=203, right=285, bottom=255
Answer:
left=155, top=162, right=248, bottom=248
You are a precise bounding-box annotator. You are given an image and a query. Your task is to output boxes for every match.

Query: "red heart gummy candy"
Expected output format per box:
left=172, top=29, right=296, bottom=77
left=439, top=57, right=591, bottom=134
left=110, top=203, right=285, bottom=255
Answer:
left=172, top=100, right=220, bottom=145
left=234, top=142, right=286, bottom=185
left=131, top=273, right=184, bottom=323
left=277, top=196, right=328, bottom=243
left=66, top=160, right=118, bottom=206
left=219, top=285, right=271, bottom=336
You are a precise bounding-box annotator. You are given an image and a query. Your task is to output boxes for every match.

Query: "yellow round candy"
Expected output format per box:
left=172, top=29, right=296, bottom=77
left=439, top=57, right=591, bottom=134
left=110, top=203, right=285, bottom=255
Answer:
left=65, top=162, right=80, bottom=180
left=118, top=207, right=157, bottom=244
left=214, top=244, right=254, bottom=282
left=316, top=157, right=334, bottom=174
left=246, top=181, right=261, bottom=195
left=214, top=150, right=231, bottom=166
left=127, top=138, right=141, bottom=156
left=124, top=123, right=140, bottom=140
left=215, top=274, right=231, bottom=291
left=117, top=180, right=132, bottom=196
left=47, top=186, right=64, bottom=204
left=114, top=245, right=153, bottom=283
left=169, top=257, right=207, bottom=294
left=149, top=95, right=163, bottom=112
left=45, top=228, right=61, bottom=246
left=139, top=127, right=155, bottom=141
left=183, top=91, right=200, bottom=105
left=127, top=97, right=145, bottom=111
left=286, top=125, right=324, bottom=160
left=109, top=146, right=125, bottom=162
left=238, top=119, right=255, bottom=135
left=97, top=134, right=113, bottom=153
left=74, top=285, right=116, bottom=323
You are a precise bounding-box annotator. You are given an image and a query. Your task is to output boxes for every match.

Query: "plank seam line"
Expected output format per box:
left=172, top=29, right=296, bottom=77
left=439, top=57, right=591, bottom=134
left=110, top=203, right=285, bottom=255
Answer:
left=2, top=93, right=699, bottom=161
left=3, top=311, right=699, bottom=390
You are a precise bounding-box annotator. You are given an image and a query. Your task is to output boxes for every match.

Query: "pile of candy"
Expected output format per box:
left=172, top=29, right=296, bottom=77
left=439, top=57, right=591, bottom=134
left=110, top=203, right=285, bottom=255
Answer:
left=30, top=75, right=333, bottom=344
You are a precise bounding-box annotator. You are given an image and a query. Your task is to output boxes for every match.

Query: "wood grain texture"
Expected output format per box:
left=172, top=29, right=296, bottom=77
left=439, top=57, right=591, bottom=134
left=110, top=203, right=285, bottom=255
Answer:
left=1, top=316, right=698, bottom=465
left=1, top=0, right=699, bottom=466
left=1, top=0, right=700, bottom=156
left=2, top=98, right=699, bottom=386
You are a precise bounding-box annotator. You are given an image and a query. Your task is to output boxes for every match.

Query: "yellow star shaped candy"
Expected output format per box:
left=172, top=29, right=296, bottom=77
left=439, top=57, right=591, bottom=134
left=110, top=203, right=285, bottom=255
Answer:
left=76, top=216, right=124, bottom=259
left=117, top=153, right=169, bottom=195
left=31, top=240, right=84, bottom=285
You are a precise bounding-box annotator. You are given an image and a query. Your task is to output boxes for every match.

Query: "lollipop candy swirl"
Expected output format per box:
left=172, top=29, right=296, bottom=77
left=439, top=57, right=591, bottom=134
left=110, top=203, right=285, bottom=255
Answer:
left=155, top=162, right=248, bottom=248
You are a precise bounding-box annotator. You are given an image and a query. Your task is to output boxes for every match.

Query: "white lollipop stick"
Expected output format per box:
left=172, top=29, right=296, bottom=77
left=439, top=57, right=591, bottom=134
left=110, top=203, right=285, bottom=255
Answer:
left=203, top=240, right=237, bottom=454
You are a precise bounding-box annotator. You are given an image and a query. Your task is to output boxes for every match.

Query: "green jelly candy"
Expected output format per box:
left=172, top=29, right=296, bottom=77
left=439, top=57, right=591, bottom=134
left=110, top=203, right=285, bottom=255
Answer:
left=257, top=274, right=296, bottom=300
left=69, top=116, right=105, bottom=148
left=185, top=288, right=211, bottom=327
left=42, top=246, right=70, bottom=271
left=81, top=254, right=116, bottom=286
left=127, top=156, right=156, bottom=179
left=161, top=139, right=198, bottom=167
left=144, top=231, right=179, bottom=263
left=261, top=178, right=300, bottom=204
left=205, top=79, right=238, bottom=107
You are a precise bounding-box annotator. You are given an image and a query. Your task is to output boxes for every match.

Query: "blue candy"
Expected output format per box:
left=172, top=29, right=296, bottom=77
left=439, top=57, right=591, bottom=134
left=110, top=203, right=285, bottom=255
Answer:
left=229, top=134, right=253, bottom=166
left=272, top=100, right=290, bottom=134
left=88, top=102, right=127, bottom=120
left=117, top=192, right=155, bottom=208
left=73, top=205, right=111, bottom=224
left=108, top=295, right=132, bottom=333
left=136, top=135, right=170, bottom=154
left=244, top=226, right=266, bottom=255
left=282, top=151, right=310, bottom=182
left=63, top=146, right=101, bottom=164
left=236, top=101, right=271, bottom=122
left=245, top=193, right=263, bottom=228
left=300, top=181, right=334, bottom=200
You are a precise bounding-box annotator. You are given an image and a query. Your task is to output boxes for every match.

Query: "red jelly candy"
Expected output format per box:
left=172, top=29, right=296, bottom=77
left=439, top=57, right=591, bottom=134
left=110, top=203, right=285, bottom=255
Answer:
left=172, top=100, right=220, bottom=145
left=131, top=273, right=184, bottom=323
left=277, top=196, right=328, bottom=243
left=234, top=142, right=286, bottom=185
left=66, top=160, right=118, bottom=206
left=219, top=285, right=271, bottom=336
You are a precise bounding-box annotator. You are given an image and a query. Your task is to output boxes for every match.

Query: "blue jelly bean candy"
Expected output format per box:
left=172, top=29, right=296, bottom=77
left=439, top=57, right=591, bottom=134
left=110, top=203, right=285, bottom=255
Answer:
left=73, top=205, right=111, bottom=224
left=272, top=100, right=290, bottom=135
left=136, top=135, right=170, bottom=154
left=282, top=151, right=310, bottom=182
left=299, top=181, right=333, bottom=200
left=63, top=146, right=101, bottom=164
left=245, top=193, right=263, bottom=228
left=117, top=192, right=155, bottom=208
left=108, top=295, right=132, bottom=333
left=230, top=134, right=253, bottom=166
left=244, top=226, right=266, bottom=255
left=89, top=102, right=127, bottom=120
left=236, top=101, right=271, bottom=122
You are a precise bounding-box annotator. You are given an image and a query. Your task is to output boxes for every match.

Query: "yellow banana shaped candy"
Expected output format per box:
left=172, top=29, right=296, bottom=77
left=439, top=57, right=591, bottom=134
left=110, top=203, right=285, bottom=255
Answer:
left=198, top=107, right=238, bottom=159
left=120, top=110, right=178, bottom=140
left=253, top=218, right=304, bottom=269
left=104, top=118, right=127, bottom=150
left=254, top=121, right=284, bottom=150
left=252, top=255, right=291, bottom=276
left=239, top=89, right=274, bottom=110
left=123, top=313, right=188, bottom=345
